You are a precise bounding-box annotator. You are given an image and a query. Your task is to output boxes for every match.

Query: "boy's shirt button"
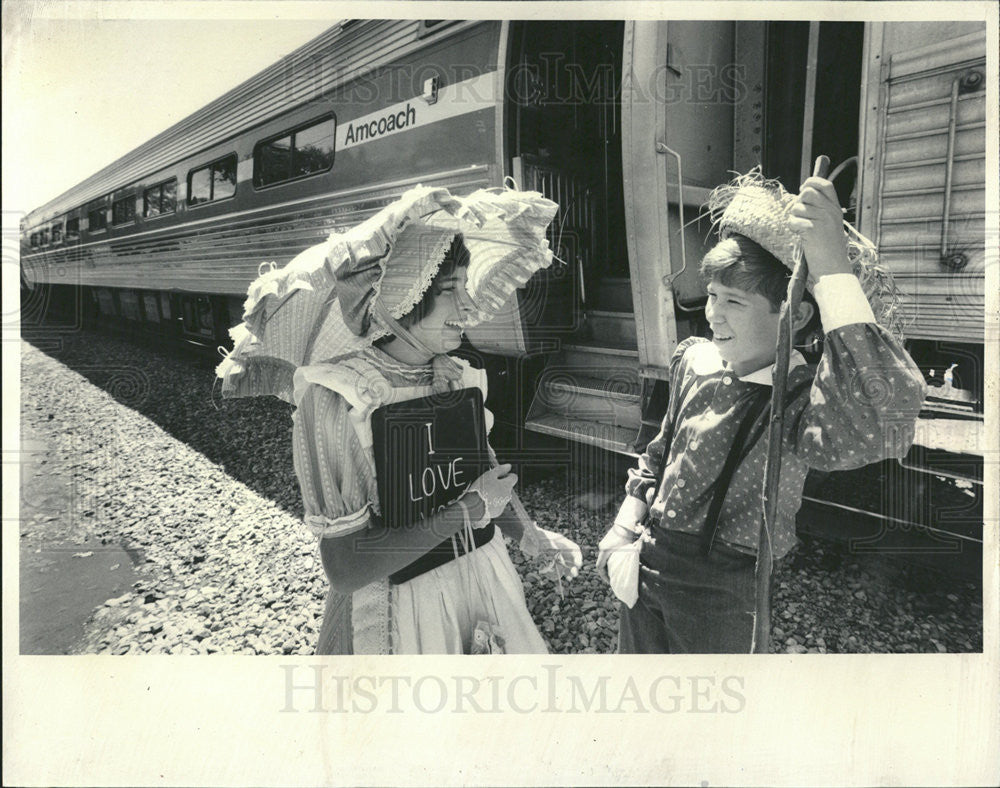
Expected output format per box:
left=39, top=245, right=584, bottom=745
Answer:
left=722, top=375, right=733, bottom=385
left=689, top=440, right=699, bottom=450
left=677, top=478, right=686, bottom=488
left=666, top=509, right=677, bottom=518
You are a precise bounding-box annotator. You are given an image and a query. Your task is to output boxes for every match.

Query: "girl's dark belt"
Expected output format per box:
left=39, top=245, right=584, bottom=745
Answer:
left=389, top=522, right=495, bottom=585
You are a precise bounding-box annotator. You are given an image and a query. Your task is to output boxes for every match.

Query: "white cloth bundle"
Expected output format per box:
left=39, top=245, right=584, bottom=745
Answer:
left=606, top=539, right=643, bottom=609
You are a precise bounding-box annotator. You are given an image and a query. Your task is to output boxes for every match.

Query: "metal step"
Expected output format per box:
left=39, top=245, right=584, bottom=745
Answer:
left=524, top=335, right=643, bottom=453
left=560, top=341, right=639, bottom=369
left=524, top=413, right=639, bottom=456
left=586, top=309, right=638, bottom=346
left=547, top=373, right=640, bottom=403
left=536, top=371, right=642, bottom=431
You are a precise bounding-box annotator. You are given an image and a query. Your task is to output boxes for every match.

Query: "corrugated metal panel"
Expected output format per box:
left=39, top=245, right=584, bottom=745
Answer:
left=515, top=158, right=597, bottom=272
left=874, top=28, right=986, bottom=342
left=26, top=20, right=484, bottom=224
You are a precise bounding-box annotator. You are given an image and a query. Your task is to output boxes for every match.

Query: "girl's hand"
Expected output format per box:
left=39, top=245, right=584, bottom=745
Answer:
left=788, top=176, right=852, bottom=280
left=465, top=464, right=518, bottom=520
left=520, top=525, right=582, bottom=580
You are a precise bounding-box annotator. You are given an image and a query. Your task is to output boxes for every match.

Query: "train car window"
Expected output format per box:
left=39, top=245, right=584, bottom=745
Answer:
left=189, top=167, right=211, bottom=204
left=30, top=233, right=38, bottom=248
left=213, top=158, right=237, bottom=200
left=51, top=224, right=63, bottom=244
left=88, top=205, right=108, bottom=233
left=188, top=155, right=237, bottom=206
left=112, top=195, right=136, bottom=226
left=39, top=228, right=50, bottom=246
left=65, top=217, right=80, bottom=240
left=253, top=115, right=336, bottom=188
left=162, top=179, right=178, bottom=211
left=257, top=135, right=292, bottom=186
left=144, top=178, right=177, bottom=217
left=293, top=121, right=336, bottom=176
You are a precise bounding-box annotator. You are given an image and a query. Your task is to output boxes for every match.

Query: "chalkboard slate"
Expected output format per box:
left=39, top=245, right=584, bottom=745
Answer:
left=371, top=387, right=490, bottom=528
left=371, top=387, right=493, bottom=584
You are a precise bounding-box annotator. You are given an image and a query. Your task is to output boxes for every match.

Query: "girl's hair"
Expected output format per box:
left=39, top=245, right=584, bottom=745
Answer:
left=700, top=233, right=821, bottom=339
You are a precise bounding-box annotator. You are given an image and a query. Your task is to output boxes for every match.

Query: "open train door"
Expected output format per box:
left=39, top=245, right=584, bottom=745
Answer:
left=521, top=20, right=751, bottom=456
left=522, top=21, right=750, bottom=455
left=621, top=21, right=742, bottom=447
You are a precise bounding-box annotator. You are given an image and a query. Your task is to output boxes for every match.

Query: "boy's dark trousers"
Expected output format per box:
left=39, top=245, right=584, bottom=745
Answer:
left=618, top=528, right=759, bottom=654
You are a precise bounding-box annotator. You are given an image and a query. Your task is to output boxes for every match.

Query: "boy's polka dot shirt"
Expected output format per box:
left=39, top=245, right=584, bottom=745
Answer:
left=619, top=274, right=928, bottom=558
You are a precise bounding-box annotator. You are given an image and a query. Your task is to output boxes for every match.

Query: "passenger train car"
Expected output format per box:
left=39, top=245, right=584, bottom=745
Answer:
left=21, top=20, right=988, bottom=575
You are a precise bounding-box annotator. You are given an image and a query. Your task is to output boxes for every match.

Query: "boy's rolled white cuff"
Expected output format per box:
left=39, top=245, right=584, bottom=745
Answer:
left=611, top=522, right=638, bottom=539
left=615, top=495, right=647, bottom=527
left=813, top=273, right=876, bottom=334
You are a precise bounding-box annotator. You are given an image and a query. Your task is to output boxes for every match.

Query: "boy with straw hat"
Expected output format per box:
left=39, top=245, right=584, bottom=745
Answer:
left=596, top=169, right=927, bottom=654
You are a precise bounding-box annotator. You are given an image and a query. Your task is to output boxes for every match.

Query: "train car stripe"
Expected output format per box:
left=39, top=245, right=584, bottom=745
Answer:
left=337, top=72, right=496, bottom=151
left=21, top=164, right=492, bottom=259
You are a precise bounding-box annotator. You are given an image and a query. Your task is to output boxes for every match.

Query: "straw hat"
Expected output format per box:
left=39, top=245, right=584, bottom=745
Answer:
left=706, top=168, right=904, bottom=337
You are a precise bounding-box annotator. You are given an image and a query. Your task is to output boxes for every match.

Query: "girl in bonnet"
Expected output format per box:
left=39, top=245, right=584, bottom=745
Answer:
left=285, top=188, right=582, bottom=655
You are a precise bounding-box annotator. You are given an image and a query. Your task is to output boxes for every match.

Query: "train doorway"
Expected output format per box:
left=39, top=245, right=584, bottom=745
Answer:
left=505, top=21, right=628, bottom=326
left=762, top=22, right=865, bottom=218
left=506, top=21, right=643, bottom=455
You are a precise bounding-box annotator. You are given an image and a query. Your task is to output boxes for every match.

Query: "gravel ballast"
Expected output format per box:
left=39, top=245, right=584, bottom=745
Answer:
left=18, top=330, right=983, bottom=655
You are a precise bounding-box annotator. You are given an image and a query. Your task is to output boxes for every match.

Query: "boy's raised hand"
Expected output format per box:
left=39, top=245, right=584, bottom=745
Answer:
left=788, top=177, right=853, bottom=281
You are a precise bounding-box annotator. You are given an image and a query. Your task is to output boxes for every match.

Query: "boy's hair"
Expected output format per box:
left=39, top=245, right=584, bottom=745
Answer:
left=700, top=234, right=788, bottom=310
left=699, top=233, right=821, bottom=340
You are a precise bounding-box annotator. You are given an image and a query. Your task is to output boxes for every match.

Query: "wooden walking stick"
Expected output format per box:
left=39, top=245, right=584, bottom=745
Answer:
left=751, top=155, right=830, bottom=653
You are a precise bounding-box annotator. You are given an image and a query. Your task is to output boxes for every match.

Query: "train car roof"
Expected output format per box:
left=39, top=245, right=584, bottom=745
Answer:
left=24, top=19, right=477, bottom=228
